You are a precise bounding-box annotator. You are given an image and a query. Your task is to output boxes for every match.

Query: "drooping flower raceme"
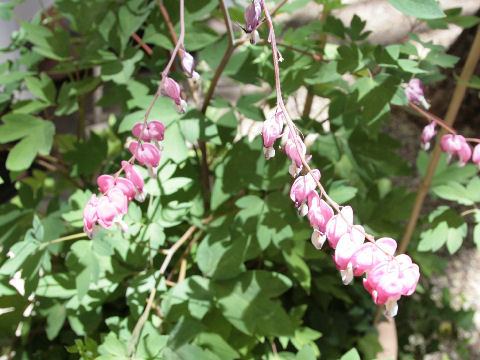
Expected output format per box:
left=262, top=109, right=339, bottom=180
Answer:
left=262, top=112, right=284, bottom=159
left=405, top=78, right=429, bottom=109
left=83, top=119, right=166, bottom=239
left=440, top=134, right=472, bottom=166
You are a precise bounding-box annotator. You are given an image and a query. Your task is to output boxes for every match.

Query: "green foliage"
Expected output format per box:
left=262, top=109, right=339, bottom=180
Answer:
left=0, top=0, right=477, bottom=358
left=388, top=0, right=445, bottom=19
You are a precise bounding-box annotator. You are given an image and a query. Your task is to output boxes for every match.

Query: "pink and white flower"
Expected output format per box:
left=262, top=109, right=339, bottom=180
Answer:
left=405, top=78, right=429, bottom=109
left=129, top=141, right=161, bottom=178
left=440, top=134, right=472, bottom=166
left=262, top=112, right=284, bottom=159
left=307, top=191, right=334, bottom=249
left=325, top=206, right=354, bottom=249
left=290, top=169, right=321, bottom=216
left=421, top=122, right=437, bottom=151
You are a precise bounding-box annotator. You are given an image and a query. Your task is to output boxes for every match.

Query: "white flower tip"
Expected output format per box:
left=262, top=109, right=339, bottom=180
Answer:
left=135, top=190, right=147, bottom=202
left=192, top=71, right=201, bottom=83
left=264, top=146, right=275, bottom=160
left=422, top=142, right=430, bottom=151
left=311, top=231, right=326, bottom=250
left=299, top=203, right=308, bottom=217
left=147, top=165, right=158, bottom=179
left=384, top=299, right=399, bottom=318
left=341, top=264, right=354, bottom=285
left=116, top=219, right=129, bottom=233
left=176, top=99, right=187, bottom=114
left=420, top=97, right=430, bottom=110
left=288, top=163, right=300, bottom=177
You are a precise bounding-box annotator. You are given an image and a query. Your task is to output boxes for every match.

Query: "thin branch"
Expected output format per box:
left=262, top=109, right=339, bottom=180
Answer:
left=398, top=24, right=480, bottom=254
left=127, top=224, right=197, bottom=358
left=219, top=0, right=235, bottom=46
left=132, top=33, right=153, bottom=56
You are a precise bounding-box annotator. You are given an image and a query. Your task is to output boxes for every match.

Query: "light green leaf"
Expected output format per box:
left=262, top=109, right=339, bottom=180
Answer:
left=0, top=113, right=55, bottom=171
left=340, top=348, right=361, bottom=360
left=389, top=0, right=445, bottom=19
left=432, top=181, right=473, bottom=205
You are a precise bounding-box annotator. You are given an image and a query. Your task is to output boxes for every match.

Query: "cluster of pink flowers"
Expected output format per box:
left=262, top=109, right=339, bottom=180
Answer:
left=406, top=79, right=480, bottom=168
left=262, top=112, right=420, bottom=317
left=83, top=120, right=165, bottom=239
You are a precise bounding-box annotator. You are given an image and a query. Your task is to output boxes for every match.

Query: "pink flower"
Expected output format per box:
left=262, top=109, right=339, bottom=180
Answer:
left=334, top=225, right=365, bottom=284
left=473, top=144, right=480, bottom=169
left=122, top=161, right=146, bottom=201
left=244, top=0, right=262, bottom=33
left=350, top=237, right=397, bottom=277
left=161, top=77, right=187, bottom=114
left=129, top=141, right=161, bottom=178
left=83, top=194, right=99, bottom=239
left=97, top=175, right=136, bottom=201
left=307, top=191, right=334, bottom=249
left=421, top=122, right=437, bottom=151
left=363, top=254, right=420, bottom=317
left=96, top=196, right=118, bottom=230
left=440, top=134, right=472, bottom=166
left=132, top=121, right=166, bottom=142
left=106, top=187, right=128, bottom=216
left=262, top=112, right=284, bottom=159
left=405, top=78, right=429, bottom=109
left=284, top=133, right=307, bottom=176
left=289, top=169, right=321, bottom=216
left=325, top=206, right=353, bottom=249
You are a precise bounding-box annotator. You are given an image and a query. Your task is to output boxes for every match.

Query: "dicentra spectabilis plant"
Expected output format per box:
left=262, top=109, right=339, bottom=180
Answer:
left=1, top=0, right=480, bottom=358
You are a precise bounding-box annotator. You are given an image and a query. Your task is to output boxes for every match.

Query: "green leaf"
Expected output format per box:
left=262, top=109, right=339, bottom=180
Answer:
left=340, top=348, right=361, bottom=360
left=473, top=224, right=480, bottom=251
left=432, top=181, right=473, bottom=206
left=45, top=303, right=67, bottom=340
left=418, top=206, right=467, bottom=254
left=24, top=73, right=56, bottom=104
left=211, top=270, right=294, bottom=336
left=66, top=240, right=101, bottom=300
left=388, top=0, right=445, bottom=19
left=0, top=113, right=55, bottom=171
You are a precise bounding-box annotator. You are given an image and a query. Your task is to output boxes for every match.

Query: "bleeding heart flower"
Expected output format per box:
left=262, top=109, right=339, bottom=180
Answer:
left=421, top=122, right=437, bottom=151
left=325, top=206, right=354, bottom=249
left=405, top=78, right=429, bottom=109
left=129, top=141, right=161, bottom=178
left=440, top=134, right=472, bottom=166
left=307, top=191, right=334, bottom=249
left=289, top=169, right=321, bottom=216
left=262, top=112, right=284, bottom=159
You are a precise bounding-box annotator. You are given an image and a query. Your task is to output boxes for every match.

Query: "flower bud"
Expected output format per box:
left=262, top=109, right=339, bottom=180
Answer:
left=290, top=169, right=321, bottom=216
left=405, top=78, right=429, bottom=109
left=262, top=112, right=284, bottom=159
left=421, top=122, right=437, bottom=151
left=161, top=77, right=187, bottom=114
left=284, top=132, right=306, bottom=177
left=244, top=0, right=262, bottom=33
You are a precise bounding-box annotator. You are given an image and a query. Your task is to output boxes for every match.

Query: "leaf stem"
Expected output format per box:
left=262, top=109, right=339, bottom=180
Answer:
left=39, top=232, right=87, bottom=248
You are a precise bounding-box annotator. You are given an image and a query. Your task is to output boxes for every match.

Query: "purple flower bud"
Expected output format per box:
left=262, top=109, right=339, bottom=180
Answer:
left=244, top=0, right=262, bottom=33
